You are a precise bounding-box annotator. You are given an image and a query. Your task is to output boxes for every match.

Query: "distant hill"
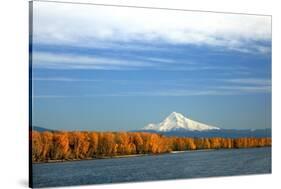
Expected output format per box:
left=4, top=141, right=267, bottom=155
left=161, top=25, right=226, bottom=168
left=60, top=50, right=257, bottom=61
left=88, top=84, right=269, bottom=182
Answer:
left=32, top=126, right=54, bottom=132
left=136, top=128, right=271, bottom=138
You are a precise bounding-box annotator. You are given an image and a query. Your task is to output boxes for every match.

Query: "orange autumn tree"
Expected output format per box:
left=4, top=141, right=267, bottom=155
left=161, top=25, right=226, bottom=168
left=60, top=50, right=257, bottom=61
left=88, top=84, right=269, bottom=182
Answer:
left=32, top=131, right=43, bottom=162
left=87, top=132, right=99, bottom=157
left=52, top=132, right=69, bottom=159
left=40, top=131, right=53, bottom=161
left=98, top=132, right=115, bottom=156
left=132, top=132, right=144, bottom=154
left=31, top=131, right=272, bottom=162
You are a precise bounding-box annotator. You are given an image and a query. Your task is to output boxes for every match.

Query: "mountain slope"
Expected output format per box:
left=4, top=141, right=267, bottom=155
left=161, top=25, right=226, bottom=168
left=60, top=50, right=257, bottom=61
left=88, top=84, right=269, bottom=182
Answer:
left=143, top=112, right=220, bottom=132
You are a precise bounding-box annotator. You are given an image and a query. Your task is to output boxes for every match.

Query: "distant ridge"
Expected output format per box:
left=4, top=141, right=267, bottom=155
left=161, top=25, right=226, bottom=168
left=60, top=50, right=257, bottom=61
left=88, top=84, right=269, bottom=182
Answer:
left=32, top=126, right=54, bottom=132
left=138, top=128, right=272, bottom=138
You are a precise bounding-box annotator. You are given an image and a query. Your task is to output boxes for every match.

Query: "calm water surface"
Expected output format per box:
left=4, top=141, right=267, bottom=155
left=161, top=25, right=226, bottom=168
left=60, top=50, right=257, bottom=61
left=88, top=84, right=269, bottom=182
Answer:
left=33, top=147, right=271, bottom=188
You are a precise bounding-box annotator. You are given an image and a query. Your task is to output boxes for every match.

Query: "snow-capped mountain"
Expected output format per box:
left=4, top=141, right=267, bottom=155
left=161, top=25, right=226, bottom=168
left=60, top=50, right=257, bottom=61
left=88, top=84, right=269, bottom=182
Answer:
left=143, top=112, right=220, bottom=132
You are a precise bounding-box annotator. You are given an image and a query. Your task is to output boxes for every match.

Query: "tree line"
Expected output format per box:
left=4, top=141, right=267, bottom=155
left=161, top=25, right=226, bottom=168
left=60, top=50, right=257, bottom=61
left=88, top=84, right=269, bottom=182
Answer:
left=31, top=131, right=271, bottom=162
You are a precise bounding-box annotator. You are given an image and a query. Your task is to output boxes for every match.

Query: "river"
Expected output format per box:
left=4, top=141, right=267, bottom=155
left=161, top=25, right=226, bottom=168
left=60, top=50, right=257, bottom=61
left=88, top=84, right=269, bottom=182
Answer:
left=32, top=147, right=271, bottom=188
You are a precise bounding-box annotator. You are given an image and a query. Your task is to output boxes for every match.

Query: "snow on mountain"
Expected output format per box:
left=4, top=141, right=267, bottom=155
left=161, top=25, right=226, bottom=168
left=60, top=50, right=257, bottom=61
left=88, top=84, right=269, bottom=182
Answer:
left=143, top=112, right=220, bottom=132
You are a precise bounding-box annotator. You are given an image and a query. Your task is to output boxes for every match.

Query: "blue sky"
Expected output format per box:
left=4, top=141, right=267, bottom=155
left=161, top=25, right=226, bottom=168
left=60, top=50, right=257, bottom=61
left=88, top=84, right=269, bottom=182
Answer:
left=31, top=1, right=271, bottom=131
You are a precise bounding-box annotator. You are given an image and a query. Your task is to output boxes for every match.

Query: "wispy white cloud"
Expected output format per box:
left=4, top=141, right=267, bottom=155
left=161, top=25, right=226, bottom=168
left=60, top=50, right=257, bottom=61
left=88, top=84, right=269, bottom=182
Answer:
left=32, top=76, right=271, bottom=91
left=116, top=90, right=230, bottom=96
left=126, top=83, right=271, bottom=96
left=33, top=95, right=74, bottom=98
left=216, top=85, right=271, bottom=93
left=224, top=78, right=271, bottom=85
left=32, top=51, right=155, bottom=70
left=33, top=1, right=271, bottom=54
left=33, top=51, right=246, bottom=71
left=32, top=77, right=132, bottom=85
left=33, top=87, right=270, bottom=98
left=32, top=77, right=102, bottom=82
left=33, top=82, right=271, bottom=98
left=140, top=57, right=176, bottom=64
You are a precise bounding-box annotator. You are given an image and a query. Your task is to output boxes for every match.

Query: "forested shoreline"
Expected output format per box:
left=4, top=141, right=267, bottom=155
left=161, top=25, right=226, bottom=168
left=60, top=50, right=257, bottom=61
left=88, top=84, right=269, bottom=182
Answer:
left=31, top=131, right=271, bottom=163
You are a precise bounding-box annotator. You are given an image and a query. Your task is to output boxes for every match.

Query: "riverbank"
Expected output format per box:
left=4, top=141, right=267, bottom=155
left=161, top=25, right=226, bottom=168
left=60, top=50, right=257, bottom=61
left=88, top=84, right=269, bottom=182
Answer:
left=33, top=153, right=150, bottom=164
left=170, top=149, right=216, bottom=153
left=32, top=147, right=271, bottom=164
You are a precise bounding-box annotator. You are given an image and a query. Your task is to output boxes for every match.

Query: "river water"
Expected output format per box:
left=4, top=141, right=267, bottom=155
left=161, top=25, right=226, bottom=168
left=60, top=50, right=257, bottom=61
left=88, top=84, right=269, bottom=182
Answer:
left=32, top=147, right=271, bottom=188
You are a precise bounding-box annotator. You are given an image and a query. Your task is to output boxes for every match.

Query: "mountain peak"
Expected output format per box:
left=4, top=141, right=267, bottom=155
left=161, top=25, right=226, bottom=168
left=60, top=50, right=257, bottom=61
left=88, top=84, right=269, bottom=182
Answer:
left=169, top=111, right=183, bottom=118
left=143, top=112, right=220, bottom=132
left=166, top=112, right=185, bottom=123
left=170, top=111, right=181, bottom=115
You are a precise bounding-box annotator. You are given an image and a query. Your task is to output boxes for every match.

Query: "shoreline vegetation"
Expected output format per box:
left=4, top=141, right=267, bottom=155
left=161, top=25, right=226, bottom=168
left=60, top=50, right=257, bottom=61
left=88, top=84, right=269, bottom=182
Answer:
left=34, top=154, right=150, bottom=164
left=31, top=131, right=271, bottom=163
